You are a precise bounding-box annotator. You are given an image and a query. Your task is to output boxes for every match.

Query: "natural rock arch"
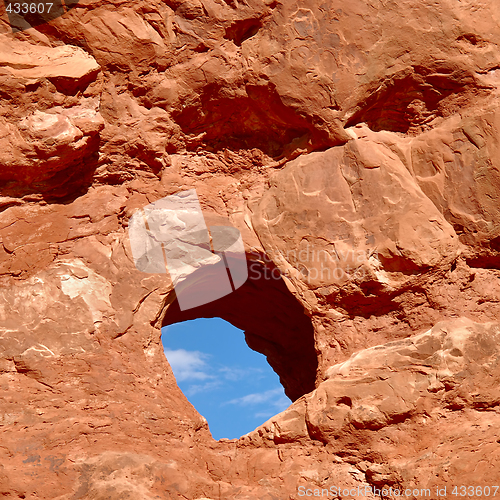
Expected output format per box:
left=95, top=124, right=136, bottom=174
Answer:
left=161, top=259, right=318, bottom=402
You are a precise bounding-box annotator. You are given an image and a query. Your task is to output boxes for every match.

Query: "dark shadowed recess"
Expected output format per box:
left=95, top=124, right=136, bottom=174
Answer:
left=0, top=138, right=101, bottom=207
left=171, top=82, right=337, bottom=157
left=466, top=236, right=500, bottom=269
left=345, top=64, right=484, bottom=133
left=224, top=18, right=262, bottom=46
left=162, top=259, right=318, bottom=402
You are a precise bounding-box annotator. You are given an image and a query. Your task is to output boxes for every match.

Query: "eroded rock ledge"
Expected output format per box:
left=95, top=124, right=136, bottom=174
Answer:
left=0, top=0, right=500, bottom=498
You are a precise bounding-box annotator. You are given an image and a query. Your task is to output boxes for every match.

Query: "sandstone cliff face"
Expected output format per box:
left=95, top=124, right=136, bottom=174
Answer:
left=0, top=0, right=500, bottom=498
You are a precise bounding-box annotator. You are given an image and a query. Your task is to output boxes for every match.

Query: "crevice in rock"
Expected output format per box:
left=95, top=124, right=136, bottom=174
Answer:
left=471, top=401, right=500, bottom=411
left=224, top=18, right=262, bottom=46
left=325, top=284, right=403, bottom=320
left=466, top=255, right=500, bottom=269
left=465, top=236, right=500, bottom=269
left=161, top=258, right=318, bottom=402
left=457, top=33, right=489, bottom=48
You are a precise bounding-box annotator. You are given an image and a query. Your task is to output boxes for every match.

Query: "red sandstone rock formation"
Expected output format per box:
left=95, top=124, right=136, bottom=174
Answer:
left=0, top=0, right=499, bottom=498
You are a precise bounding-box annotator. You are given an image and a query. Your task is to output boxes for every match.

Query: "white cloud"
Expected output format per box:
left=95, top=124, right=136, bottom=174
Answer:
left=254, top=410, right=277, bottom=419
left=225, top=388, right=289, bottom=407
left=164, top=347, right=292, bottom=423
left=270, top=395, right=291, bottom=412
left=185, top=380, right=222, bottom=396
left=218, top=366, right=265, bottom=381
left=164, top=348, right=212, bottom=382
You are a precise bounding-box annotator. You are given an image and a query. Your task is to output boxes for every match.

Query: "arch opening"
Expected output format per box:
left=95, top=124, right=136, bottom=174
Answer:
left=162, top=317, right=291, bottom=440
left=162, top=260, right=318, bottom=404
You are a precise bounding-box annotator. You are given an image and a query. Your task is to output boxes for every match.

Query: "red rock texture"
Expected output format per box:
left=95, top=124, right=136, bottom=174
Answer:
left=0, top=0, right=500, bottom=498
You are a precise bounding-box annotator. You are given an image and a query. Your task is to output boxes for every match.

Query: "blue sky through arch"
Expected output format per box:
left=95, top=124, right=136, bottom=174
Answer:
left=161, top=318, right=291, bottom=440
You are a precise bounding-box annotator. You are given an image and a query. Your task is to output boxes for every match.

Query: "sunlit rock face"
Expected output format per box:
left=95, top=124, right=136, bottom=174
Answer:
left=1, top=0, right=500, bottom=497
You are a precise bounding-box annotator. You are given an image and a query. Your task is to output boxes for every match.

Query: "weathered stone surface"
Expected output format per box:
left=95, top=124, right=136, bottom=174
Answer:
left=249, top=318, right=500, bottom=492
left=1, top=0, right=500, bottom=498
left=253, top=136, right=459, bottom=291
left=0, top=38, right=99, bottom=83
